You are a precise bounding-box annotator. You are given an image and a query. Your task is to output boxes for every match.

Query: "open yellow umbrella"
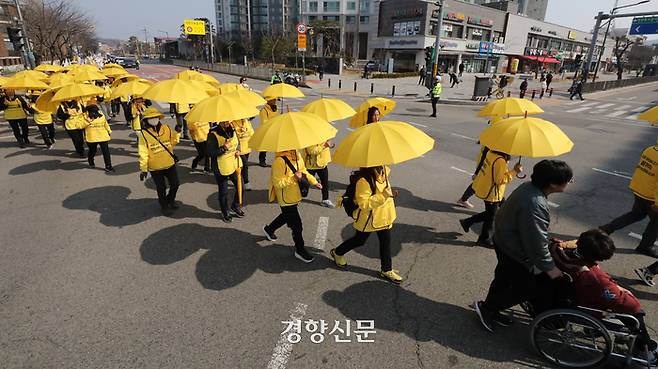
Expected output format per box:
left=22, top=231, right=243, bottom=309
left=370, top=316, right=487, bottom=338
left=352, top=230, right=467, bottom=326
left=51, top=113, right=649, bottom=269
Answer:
left=103, top=63, right=123, bottom=69
left=110, top=74, right=141, bottom=88
left=102, top=67, right=127, bottom=77
left=3, top=74, right=50, bottom=90
left=186, top=94, right=259, bottom=123
left=249, top=112, right=337, bottom=152
left=71, top=69, right=108, bottom=82
left=48, top=74, right=75, bottom=90
left=302, top=98, right=356, bottom=122
left=191, top=73, right=220, bottom=87
left=638, top=106, right=658, bottom=125
left=13, top=70, right=49, bottom=81
left=218, top=83, right=245, bottom=94
left=479, top=116, right=574, bottom=158
left=110, top=80, right=151, bottom=100
left=0, top=76, right=9, bottom=87
left=35, top=64, right=63, bottom=73
left=35, top=89, right=60, bottom=113
left=175, top=70, right=202, bottom=80
left=333, top=121, right=434, bottom=167
left=51, top=83, right=105, bottom=102
left=223, top=88, right=266, bottom=107
left=142, top=79, right=209, bottom=104
left=349, top=97, right=396, bottom=128
left=262, top=83, right=304, bottom=99
left=477, top=97, right=544, bottom=118
left=188, top=80, right=218, bottom=94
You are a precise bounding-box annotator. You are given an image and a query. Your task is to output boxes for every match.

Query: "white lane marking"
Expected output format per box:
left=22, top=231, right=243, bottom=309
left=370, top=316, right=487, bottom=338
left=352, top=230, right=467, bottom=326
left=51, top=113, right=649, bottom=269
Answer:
left=0, top=135, right=16, bottom=139
left=626, top=114, right=639, bottom=120
left=629, top=232, right=658, bottom=246
left=605, top=110, right=627, bottom=117
left=313, top=217, right=329, bottom=251
left=346, top=128, right=354, bottom=131
left=631, top=105, right=651, bottom=113
left=547, top=201, right=560, bottom=208
left=451, top=133, right=477, bottom=141
left=590, top=109, right=608, bottom=115
left=450, top=166, right=470, bottom=175
left=409, top=121, right=428, bottom=128
left=592, top=168, right=632, bottom=180
left=581, top=102, right=601, bottom=107
left=614, top=105, right=632, bottom=110
left=565, top=106, right=595, bottom=113
left=595, top=103, right=615, bottom=109
left=266, top=303, right=308, bottom=369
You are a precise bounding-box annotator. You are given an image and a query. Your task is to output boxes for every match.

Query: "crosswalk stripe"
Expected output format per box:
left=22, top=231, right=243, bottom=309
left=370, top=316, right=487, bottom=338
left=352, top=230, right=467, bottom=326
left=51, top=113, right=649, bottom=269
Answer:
left=614, top=105, right=631, bottom=110
left=581, top=102, right=600, bottom=107
left=626, top=114, right=639, bottom=120
left=596, top=103, right=615, bottom=109
left=631, top=105, right=650, bottom=113
left=565, top=106, right=594, bottom=113
left=605, top=110, right=627, bottom=117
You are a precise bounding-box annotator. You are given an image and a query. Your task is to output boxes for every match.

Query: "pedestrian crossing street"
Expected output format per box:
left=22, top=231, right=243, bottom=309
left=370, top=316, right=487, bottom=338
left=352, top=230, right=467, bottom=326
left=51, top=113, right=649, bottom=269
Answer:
left=560, top=100, right=653, bottom=120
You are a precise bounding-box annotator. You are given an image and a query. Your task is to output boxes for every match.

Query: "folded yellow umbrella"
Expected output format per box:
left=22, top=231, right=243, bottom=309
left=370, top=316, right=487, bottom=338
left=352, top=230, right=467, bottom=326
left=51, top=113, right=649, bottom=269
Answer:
left=51, top=83, right=105, bottom=102
left=186, top=94, right=259, bottom=123
left=638, top=106, right=658, bottom=125
left=262, top=83, right=304, bottom=99
left=35, top=64, right=63, bottom=73
left=349, top=97, right=396, bottom=128
left=218, top=82, right=245, bottom=94
left=110, top=80, right=151, bottom=100
left=479, top=116, right=574, bottom=158
left=477, top=97, right=544, bottom=118
left=333, top=121, right=434, bottom=167
left=3, top=74, right=50, bottom=90
left=72, top=69, right=108, bottom=82
left=302, top=98, right=356, bottom=122
left=13, top=70, right=49, bottom=81
left=249, top=111, right=337, bottom=152
left=35, top=89, right=60, bottom=113
left=142, top=79, right=209, bottom=104
left=223, top=88, right=266, bottom=107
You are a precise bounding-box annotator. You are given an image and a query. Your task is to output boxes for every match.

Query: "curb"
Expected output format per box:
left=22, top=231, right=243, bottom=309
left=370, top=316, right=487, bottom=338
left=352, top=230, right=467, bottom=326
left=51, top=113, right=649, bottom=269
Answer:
left=416, top=98, right=488, bottom=106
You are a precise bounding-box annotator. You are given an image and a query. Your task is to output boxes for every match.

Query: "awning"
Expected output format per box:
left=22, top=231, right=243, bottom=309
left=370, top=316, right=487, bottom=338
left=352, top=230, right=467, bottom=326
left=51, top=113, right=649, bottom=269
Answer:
left=520, top=55, right=560, bottom=64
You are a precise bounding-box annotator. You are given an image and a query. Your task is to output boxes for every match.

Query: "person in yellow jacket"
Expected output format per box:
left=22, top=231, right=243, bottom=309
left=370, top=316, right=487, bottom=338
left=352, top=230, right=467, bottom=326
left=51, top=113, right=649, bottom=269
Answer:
left=120, top=94, right=132, bottom=126
left=81, top=104, right=114, bottom=172
left=601, top=144, right=658, bottom=257
left=129, top=96, right=146, bottom=132
left=303, top=139, right=334, bottom=207
left=207, top=121, right=244, bottom=223
left=330, top=166, right=403, bottom=283
left=138, top=107, right=182, bottom=216
left=232, top=118, right=255, bottom=189
left=56, top=99, right=86, bottom=157
left=263, top=150, right=322, bottom=263
left=174, top=102, right=191, bottom=140
left=28, top=94, right=56, bottom=149
left=258, top=98, right=280, bottom=166
left=189, top=120, right=211, bottom=173
left=1, top=90, right=32, bottom=148
left=459, top=150, right=522, bottom=247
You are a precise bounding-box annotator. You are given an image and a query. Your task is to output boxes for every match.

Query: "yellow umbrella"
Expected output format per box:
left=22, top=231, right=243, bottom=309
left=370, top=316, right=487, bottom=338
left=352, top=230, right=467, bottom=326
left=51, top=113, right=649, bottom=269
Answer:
left=261, top=83, right=304, bottom=99
left=186, top=94, right=259, bottom=123
left=218, top=82, right=245, bottom=94
left=71, top=69, right=108, bottom=82
left=13, top=70, right=49, bottom=81
left=48, top=74, right=75, bottom=90
left=223, top=89, right=266, bottom=107
left=188, top=80, right=218, bottom=94
left=102, top=67, right=127, bottom=77
left=3, top=74, right=50, bottom=90
left=333, top=121, right=434, bottom=167
left=110, top=80, right=152, bottom=100
left=35, top=64, right=63, bottom=73
left=111, top=74, right=140, bottom=88
left=35, top=89, right=60, bottom=113
left=249, top=112, right=337, bottom=152
left=0, top=76, right=9, bottom=87
left=477, top=97, right=544, bottom=118
left=175, top=70, right=202, bottom=80
left=190, top=73, right=220, bottom=87
left=51, top=83, right=105, bottom=102
left=479, top=116, right=574, bottom=158
left=142, top=79, right=209, bottom=104
left=103, top=63, right=123, bottom=69
left=349, top=97, right=396, bottom=128
left=301, top=98, right=356, bottom=122
left=74, top=64, right=100, bottom=72
left=638, top=106, right=658, bottom=125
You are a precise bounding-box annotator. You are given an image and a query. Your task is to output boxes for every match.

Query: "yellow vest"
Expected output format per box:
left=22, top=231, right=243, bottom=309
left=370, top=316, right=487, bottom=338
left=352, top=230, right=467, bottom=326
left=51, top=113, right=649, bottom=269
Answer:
left=472, top=151, right=514, bottom=202
left=64, top=106, right=86, bottom=130
left=232, top=119, right=254, bottom=154
left=33, top=110, right=53, bottom=125
left=188, top=121, right=210, bottom=142
left=259, top=104, right=280, bottom=126
left=176, top=103, right=190, bottom=114
left=138, top=124, right=180, bottom=172
left=303, top=143, right=331, bottom=170
left=103, top=85, right=112, bottom=100
left=352, top=166, right=397, bottom=232
left=83, top=115, right=111, bottom=143
left=630, top=146, right=658, bottom=202
left=131, top=103, right=145, bottom=131
left=4, top=98, right=27, bottom=120
left=211, top=130, right=242, bottom=176
left=268, top=152, right=318, bottom=207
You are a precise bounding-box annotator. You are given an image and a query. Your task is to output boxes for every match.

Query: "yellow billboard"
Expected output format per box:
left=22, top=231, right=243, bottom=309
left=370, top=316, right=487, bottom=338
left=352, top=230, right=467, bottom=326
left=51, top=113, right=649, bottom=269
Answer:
left=567, top=31, right=576, bottom=40
left=184, top=19, right=206, bottom=35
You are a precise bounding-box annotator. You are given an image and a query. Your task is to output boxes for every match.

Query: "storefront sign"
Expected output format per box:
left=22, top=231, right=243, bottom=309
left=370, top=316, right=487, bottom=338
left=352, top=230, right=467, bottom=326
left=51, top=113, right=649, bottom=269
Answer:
left=478, top=41, right=505, bottom=55
left=439, top=40, right=460, bottom=50
left=548, top=30, right=557, bottom=36
left=466, top=43, right=480, bottom=50
left=387, top=39, right=419, bottom=48
left=444, top=12, right=465, bottom=22
left=530, top=26, right=542, bottom=33
left=467, top=16, right=493, bottom=27
left=567, top=31, right=577, bottom=40
left=393, top=8, right=423, bottom=19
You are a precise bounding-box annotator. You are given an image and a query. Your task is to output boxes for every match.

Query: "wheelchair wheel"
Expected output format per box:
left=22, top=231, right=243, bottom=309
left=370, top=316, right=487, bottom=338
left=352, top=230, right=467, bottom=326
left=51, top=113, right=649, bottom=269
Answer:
left=495, top=90, right=505, bottom=99
left=530, top=309, right=612, bottom=368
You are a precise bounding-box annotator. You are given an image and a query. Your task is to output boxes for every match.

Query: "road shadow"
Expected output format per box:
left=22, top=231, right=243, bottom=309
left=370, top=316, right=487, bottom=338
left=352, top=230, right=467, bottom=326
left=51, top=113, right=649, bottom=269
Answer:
left=9, top=159, right=135, bottom=176
left=395, top=187, right=476, bottom=215
left=206, top=189, right=270, bottom=211
left=63, top=186, right=217, bottom=227
left=322, top=280, right=544, bottom=367
left=140, top=223, right=376, bottom=291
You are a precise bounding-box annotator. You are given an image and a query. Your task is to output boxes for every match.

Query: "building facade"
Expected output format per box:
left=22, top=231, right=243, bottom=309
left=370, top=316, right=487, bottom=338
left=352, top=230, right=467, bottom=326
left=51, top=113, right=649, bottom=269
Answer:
left=215, top=0, right=299, bottom=40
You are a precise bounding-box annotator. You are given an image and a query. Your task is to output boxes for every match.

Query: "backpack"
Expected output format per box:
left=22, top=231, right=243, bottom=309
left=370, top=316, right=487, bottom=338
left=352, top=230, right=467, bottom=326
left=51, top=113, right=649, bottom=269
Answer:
left=341, top=171, right=376, bottom=218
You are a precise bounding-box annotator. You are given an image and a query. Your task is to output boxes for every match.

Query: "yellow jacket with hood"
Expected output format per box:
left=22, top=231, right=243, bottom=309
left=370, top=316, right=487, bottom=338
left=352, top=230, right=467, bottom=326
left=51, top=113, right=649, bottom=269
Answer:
left=352, top=166, right=397, bottom=232
left=208, top=125, right=242, bottom=176
left=472, top=150, right=515, bottom=202
left=268, top=151, right=318, bottom=207
left=82, top=114, right=112, bottom=143
left=138, top=123, right=180, bottom=172
left=303, top=142, right=331, bottom=170
left=259, top=103, right=279, bottom=125
left=630, top=145, right=658, bottom=203
left=188, top=121, right=210, bottom=142
left=232, top=119, right=254, bottom=154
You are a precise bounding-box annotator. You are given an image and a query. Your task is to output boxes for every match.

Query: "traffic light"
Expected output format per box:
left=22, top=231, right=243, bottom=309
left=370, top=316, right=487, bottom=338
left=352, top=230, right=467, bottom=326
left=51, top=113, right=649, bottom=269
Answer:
left=424, top=46, right=434, bottom=66
left=7, top=27, right=23, bottom=51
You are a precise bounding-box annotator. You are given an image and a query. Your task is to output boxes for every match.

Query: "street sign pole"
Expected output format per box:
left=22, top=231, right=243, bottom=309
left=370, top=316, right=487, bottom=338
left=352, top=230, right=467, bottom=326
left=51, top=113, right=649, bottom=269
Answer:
left=297, top=23, right=307, bottom=83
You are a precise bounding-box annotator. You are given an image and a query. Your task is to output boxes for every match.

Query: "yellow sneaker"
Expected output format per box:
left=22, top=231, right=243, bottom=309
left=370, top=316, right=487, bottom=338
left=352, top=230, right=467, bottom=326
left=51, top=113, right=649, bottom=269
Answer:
left=379, top=269, right=403, bottom=284
left=330, top=248, right=347, bottom=267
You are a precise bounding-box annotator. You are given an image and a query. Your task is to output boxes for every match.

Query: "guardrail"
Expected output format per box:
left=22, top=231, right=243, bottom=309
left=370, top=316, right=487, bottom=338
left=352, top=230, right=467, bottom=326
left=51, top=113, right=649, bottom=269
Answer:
left=171, top=59, right=272, bottom=81
left=582, top=75, right=658, bottom=93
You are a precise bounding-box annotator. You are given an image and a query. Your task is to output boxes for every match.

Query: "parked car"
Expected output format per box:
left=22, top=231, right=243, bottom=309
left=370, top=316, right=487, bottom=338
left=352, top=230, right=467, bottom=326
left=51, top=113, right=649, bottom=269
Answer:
left=117, top=57, right=139, bottom=69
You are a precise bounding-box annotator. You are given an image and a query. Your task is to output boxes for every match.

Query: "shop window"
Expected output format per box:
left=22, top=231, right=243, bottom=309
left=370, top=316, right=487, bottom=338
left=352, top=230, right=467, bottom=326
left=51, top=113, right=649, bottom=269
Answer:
left=441, top=23, right=463, bottom=38
left=468, top=27, right=484, bottom=41
left=393, top=21, right=421, bottom=36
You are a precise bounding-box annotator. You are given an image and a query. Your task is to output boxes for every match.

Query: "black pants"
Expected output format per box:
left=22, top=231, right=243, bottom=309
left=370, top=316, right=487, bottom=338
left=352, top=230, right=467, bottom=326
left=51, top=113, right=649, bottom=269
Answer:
left=460, top=184, right=475, bottom=202
left=192, top=140, right=210, bottom=170
left=241, top=153, right=250, bottom=184
left=150, top=165, right=180, bottom=208
left=8, top=119, right=29, bottom=143
left=482, top=247, right=556, bottom=314
left=259, top=151, right=267, bottom=165
left=267, top=205, right=305, bottom=251
left=418, top=75, right=425, bottom=85
left=519, top=89, right=527, bottom=99
left=66, top=128, right=85, bottom=155
left=121, top=101, right=132, bottom=123
left=570, top=91, right=584, bottom=100
left=87, top=141, right=112, bottom=168
left=431, top=97, right=439, bottom=116
left=602, top=194, right=658, bottom=251
left=465, top=201, right=501, bottom=244
left=176, top=113, right=188, bottom=137
left=335, top=229, right=392, bottom=272
left=213, top=169, right=241, bottom=214
left=37, top=124, right=55, bottom=145
left=110, top=99, right=120, bottom=115
left=308, top=167, right=329, bottom=200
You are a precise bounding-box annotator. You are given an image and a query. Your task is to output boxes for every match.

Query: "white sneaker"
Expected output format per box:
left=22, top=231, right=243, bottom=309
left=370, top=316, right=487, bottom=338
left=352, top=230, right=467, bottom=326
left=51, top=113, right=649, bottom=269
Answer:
left=635, top=267, right=656, bottom=287
left=455, top=199, right=474, bottom=209
left=321, top=199, right=335, bottom=208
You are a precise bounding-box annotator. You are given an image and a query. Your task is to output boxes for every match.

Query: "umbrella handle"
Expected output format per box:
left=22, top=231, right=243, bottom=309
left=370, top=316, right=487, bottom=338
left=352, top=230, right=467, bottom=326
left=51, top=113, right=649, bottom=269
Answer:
left=515, top=156, right=527, bottom=179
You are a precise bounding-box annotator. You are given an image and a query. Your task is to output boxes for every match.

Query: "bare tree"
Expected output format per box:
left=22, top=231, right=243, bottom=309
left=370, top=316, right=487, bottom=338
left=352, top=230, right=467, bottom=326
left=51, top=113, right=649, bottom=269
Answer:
left=257, top=31, right=295, bottom=70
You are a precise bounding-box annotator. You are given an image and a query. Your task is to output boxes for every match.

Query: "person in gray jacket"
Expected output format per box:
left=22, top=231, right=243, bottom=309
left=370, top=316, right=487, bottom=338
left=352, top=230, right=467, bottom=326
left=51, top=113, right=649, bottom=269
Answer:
left=474, top=160, right=573, bottom=332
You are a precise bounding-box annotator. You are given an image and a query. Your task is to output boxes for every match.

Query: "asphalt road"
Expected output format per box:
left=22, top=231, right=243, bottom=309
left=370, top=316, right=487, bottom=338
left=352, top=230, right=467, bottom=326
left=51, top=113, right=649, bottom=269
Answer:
left=1, top=63, right=658, bottom=369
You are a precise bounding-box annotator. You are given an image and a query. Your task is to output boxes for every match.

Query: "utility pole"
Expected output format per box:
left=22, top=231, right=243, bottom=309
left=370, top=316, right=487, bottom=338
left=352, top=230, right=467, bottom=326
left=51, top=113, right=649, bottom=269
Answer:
left=582, top=11, right=603, bottom=82
left=432, top=0, right=444, bottom=78
left=14, top=0, right=34, bottom=68
left=209, top=23, right=215, bottom=64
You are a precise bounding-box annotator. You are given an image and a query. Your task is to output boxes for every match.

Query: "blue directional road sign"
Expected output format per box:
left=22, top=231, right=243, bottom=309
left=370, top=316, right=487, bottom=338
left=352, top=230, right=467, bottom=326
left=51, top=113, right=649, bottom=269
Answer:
left=629, top=16, right=658, bottom=35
